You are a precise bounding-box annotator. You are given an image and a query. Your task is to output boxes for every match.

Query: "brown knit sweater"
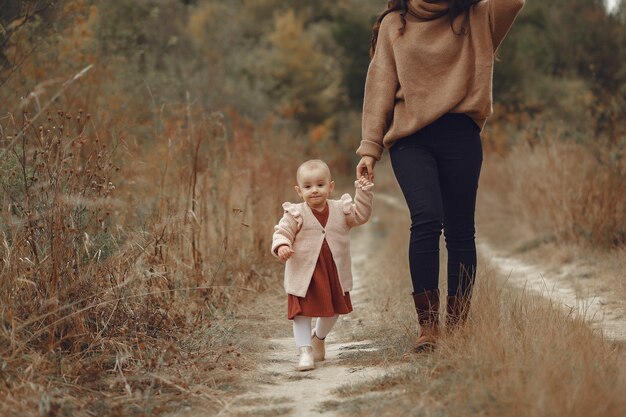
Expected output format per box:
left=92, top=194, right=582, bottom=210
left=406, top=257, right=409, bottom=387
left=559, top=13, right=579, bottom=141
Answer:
left=358, top=0, right=525, bottom=160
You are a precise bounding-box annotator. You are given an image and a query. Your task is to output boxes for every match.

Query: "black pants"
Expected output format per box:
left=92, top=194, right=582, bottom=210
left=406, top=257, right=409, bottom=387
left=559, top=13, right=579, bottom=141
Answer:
left=390, top=113, right=482, bottom=297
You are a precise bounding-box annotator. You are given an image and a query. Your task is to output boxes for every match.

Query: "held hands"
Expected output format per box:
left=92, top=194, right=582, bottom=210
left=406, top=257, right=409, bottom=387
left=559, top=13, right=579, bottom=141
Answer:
left=356, top=175, right=373, bottom=189
left=356, top=156, right=376, bottom=182
left=277, top=245, right=294, bottom=262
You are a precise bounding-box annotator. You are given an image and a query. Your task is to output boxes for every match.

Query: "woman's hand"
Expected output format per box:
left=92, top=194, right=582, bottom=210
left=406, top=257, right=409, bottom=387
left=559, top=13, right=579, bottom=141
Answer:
left=277, top=245, right=294, bottom=262
left=356, top=156, right=377, bottom=182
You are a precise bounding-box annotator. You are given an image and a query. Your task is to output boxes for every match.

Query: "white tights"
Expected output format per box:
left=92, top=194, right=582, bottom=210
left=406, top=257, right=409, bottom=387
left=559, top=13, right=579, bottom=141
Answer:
left=293, top=315, right=339, bottom=347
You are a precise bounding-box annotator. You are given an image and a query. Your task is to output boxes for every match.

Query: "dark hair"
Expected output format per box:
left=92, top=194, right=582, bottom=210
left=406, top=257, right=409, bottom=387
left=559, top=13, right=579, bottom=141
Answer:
left=370, top=0, right=483, bottom=59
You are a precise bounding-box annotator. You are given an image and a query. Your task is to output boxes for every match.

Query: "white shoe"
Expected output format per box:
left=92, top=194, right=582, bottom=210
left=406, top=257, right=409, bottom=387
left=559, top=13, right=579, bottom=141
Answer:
left=297, top=346, right=315, bottom=371
left=311, top=332, right=325, bottom=361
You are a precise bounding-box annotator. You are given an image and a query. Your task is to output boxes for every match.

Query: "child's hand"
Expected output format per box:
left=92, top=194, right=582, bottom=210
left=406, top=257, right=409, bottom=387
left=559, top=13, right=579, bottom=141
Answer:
left=357, top=175, right=373, bottom=189
left=277, top=245, right=294, bottom=261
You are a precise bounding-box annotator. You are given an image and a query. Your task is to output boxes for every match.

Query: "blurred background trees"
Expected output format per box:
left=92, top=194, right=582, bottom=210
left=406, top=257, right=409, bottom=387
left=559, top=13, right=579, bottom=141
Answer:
left=1, top=0, right=625, bottom=244
left=2, top=0, right=624, bottom=149
left=494, top=0, right=626, bottom=142
left=1, top=0, right=624, bottom=247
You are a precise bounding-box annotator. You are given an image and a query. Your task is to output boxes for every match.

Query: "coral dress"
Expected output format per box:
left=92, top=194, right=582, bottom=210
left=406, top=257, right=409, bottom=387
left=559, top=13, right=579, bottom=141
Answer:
left=287, top=202, right=353, bottom=319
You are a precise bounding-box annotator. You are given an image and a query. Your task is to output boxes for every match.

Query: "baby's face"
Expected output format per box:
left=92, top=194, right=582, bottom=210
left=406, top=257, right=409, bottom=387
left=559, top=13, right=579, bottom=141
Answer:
left=295, top=167, right=334, bottom=210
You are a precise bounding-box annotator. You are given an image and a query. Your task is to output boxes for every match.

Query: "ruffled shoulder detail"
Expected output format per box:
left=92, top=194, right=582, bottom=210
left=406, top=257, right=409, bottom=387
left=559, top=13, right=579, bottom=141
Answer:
left=282, top=202, right=303, bottom=226
left=354, top=180, right=374, bottom=192
left=340, top=193, right=353, bottom=215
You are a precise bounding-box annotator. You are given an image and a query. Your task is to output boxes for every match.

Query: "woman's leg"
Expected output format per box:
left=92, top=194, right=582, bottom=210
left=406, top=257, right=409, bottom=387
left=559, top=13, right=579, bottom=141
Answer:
left=389, top=137, right=443, bottom=294
left=425, top=114, right=482, bottom=329
left=293, top=316, right=312, bottom=347
left=390, top=135, right=442, bottom=349
left=431, top=116, right=483, bottom=298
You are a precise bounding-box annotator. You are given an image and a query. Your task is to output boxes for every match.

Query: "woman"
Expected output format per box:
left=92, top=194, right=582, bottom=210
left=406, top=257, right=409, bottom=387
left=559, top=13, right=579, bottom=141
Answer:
left=356, top=0, right=524, bottom=350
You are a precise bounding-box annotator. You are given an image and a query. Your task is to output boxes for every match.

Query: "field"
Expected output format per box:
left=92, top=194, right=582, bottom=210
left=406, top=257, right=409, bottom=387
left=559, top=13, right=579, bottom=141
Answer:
left=1, top=1, right=625, bottom=416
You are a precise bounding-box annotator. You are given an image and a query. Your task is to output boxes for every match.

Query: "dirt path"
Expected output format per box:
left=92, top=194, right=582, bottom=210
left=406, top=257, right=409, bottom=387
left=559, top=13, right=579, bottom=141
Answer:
left=478, top=242, right=626, bottom=342
left=218, top=338, right=384, bottom=416
left=212, top=184, right=626, bottom=416
left=218, top=224, right=389, bottom=417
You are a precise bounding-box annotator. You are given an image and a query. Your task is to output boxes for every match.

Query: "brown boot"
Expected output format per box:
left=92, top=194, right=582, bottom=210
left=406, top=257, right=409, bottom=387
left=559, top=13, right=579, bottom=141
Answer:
left=412, top=290, right=440, bottom=352
left=446, top=294, right=470, bottom=331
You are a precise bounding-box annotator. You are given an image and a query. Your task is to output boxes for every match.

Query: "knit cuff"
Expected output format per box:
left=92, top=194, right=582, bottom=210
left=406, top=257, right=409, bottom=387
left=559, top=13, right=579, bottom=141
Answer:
left=356, top=140, right=384, bottom=161
left=271, top=239, right=292, bottom=257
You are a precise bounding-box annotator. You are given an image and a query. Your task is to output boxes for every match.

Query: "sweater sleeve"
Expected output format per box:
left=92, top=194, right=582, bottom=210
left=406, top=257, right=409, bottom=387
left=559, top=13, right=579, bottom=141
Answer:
left=271, top=203, right=301, bottom=258
left=488, top=0, right=525, bottom=51
left=358, top=15, right=400, bottom=161
left=342, top=182, right=374, bottom=228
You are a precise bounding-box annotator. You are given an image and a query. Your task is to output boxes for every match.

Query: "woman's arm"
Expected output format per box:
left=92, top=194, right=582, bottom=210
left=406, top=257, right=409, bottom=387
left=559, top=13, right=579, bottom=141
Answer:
left=358, top=14, right=400, bottom=162
left=488, top=0, right=525, bottom=51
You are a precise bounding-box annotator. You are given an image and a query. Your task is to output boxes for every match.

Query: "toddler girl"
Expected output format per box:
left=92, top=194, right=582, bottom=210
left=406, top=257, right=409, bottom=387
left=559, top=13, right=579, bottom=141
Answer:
left=272, top=159, right=373, bottom=371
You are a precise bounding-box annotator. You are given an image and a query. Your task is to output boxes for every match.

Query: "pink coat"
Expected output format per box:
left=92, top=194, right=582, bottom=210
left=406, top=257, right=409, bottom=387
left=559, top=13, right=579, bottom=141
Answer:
left=271, top=183, right=373, bottom=297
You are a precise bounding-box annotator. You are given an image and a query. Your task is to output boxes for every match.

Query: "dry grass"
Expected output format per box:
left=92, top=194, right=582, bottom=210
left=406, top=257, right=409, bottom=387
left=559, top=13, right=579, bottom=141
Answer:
left=328, top=271, right=626, bottom=417
left=319, top=160, right=626, bottom=417
left=1, top=3, right=623, bottom=416
left=478, top=131, right=626, bottom=300
left=0, top=102, right=298, bottom=415
left=479, top=132, right=625, bottom=248
left=0, top=45, right=623, bottom=417
left=2, top=113, right=622, bottom=415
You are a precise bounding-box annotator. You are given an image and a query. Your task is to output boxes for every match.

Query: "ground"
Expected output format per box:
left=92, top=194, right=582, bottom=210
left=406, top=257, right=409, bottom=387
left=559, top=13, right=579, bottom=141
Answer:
left=171, top=159, right=626, bottom=417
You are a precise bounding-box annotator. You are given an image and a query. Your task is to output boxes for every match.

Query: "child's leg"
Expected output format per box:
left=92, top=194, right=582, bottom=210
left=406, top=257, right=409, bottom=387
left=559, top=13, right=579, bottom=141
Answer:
left=293, top=316, right=312, bottom=347
left=315, top=315, right=339, bottom=339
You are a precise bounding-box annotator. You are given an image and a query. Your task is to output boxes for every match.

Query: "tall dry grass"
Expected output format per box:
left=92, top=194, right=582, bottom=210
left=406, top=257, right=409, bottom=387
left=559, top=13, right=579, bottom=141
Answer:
left=329, top=266, right=626, bottom=417
left=318, top=162, right=626, bottom=416
left=480, top=132, right=625, bottom=248
left=0, top=101, right=298, bottom=415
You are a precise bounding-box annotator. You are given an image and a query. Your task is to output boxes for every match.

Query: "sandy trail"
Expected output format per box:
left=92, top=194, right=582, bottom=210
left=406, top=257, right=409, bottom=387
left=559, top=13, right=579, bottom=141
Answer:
left=478, top=242, right=626, bottom=342
left=219, top=224, right=387, bottom=417
left=219, top=338, right=384, bottom=417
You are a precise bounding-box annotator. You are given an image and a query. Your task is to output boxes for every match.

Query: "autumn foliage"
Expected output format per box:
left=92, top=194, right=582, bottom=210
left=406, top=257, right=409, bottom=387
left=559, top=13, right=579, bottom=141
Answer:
left=0, top=0, right=625, bottom=415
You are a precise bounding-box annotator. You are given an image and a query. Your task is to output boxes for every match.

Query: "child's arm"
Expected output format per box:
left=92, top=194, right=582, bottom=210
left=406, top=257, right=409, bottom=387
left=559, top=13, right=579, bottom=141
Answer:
left=271, top=203, right=302, bottom=260
left=342, top=177, right=374, bottom=228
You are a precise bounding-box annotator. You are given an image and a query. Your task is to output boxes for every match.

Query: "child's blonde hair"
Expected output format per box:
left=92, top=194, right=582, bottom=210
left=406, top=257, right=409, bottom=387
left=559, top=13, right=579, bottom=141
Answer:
left=296, top=159, right=332, bottom=185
